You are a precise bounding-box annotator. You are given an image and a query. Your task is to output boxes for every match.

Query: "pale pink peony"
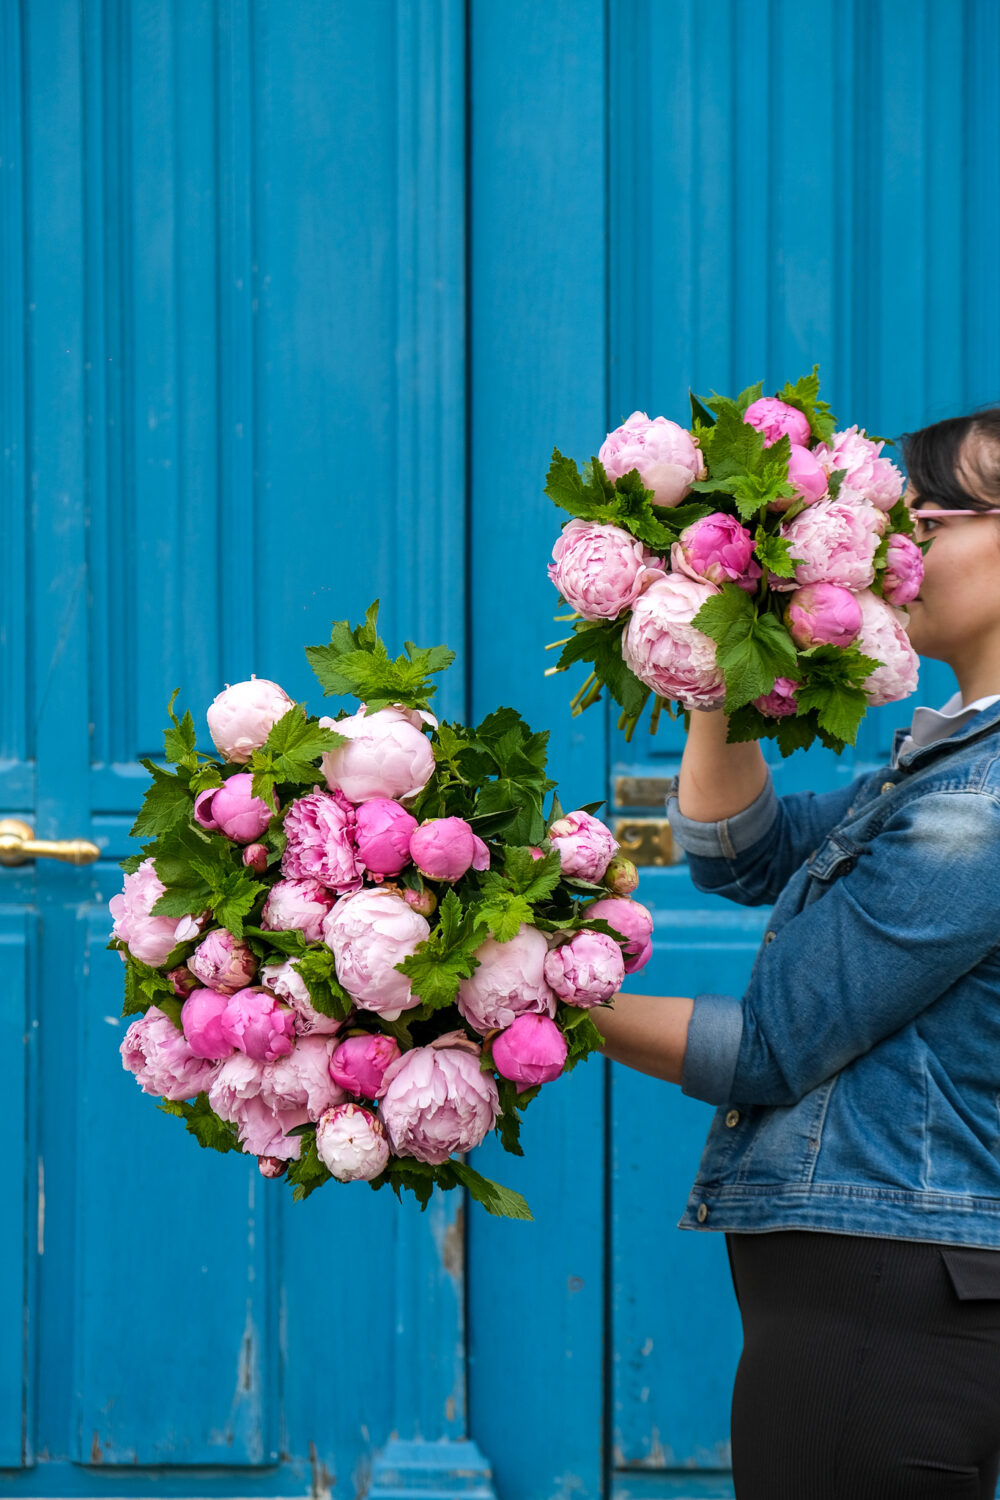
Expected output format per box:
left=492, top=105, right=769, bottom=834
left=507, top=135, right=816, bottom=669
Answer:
left=316, top=1103, right=390, bottom=1181
left=256, top=1034, right=345, bottom=1120
left=773, top=499, right=885, bottom=592
left=671, top=513, right=761, bottom=593
left=754, top=677, right=800, bottom=718
left=259, top=958, right=345, bottom=1036
left=377, top=1045, right=500, bottom=1165
left=492, top=1014, right=568, bottom=1092
left=456, top=924, right=557, bottom=1035
left=220, top=987, right=296, bottom=1062
left=260, top=877, right=336, bottom=944
left=319, top=705, right=436, bottom=806
left=120, top=1006, right=220, bottom=1100
left=881, top=533, right=925, bottom=607
left=409, top=817, right=490, bottom=883
left=813, top=426, right=905, bottom=511
left=109, top=858, right=203, bottom=968
left=188, top=929, right=258, bottom=995
left=598, top=411, right=706, bottom=507
left=584, top=897, right=654, bottom=975
left=547, top=519, right=663, bottom=620
left=206, top=677, right=295, bottom=763
left=180, top=987, right=235, bottom=1060
left=621, top=575, right=726, bottom=710
left=543, top=929, right=625, bottom=1006
left=322, top=887, right=430, bottom=1020
left=743, top=397, right=812, bottom=448
left=329, top=1033, right=401, bottom=1098
left=281, top=788, right=362, bottom=894
left=354, top=798, right=418, bottom=879
left=785, top=443, right=829, bottom=505
left=549, top=810, right=619, bottom=884
left=785, top=581, right=862, bottom=648
left=855, top=589, right=920, bottom=706
left=232, top=1095, right=308, bottom=1161
left=194, top=773, right=273, bottom=844
left=208, top=1051, right=265, bottom=1120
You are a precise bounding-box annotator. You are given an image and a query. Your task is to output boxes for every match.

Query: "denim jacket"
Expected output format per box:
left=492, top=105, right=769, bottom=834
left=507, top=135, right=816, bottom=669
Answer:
left=665, top=699, right=1000, bottom=1249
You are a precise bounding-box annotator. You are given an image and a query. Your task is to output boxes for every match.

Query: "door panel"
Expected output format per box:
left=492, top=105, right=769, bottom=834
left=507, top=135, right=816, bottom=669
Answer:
left=0, top=913, right=35, bottom=1469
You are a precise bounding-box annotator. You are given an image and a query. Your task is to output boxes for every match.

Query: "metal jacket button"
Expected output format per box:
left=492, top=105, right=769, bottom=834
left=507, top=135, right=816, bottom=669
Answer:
left=881, top=781, right=895, bottom=793
left=763, top=930, right=776, bottom=944
left=696, top=1203, right=709, bottom=1223
left=725, top=1109, right=740, bottom=1128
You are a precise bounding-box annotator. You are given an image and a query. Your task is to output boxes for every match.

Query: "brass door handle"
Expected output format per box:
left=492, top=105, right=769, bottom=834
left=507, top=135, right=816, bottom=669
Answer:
left=0, top=818, right=100, bottom=867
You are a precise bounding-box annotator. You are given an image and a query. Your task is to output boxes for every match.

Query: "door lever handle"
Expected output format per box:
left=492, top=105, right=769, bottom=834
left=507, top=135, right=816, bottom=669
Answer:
left=0, top=818, right=100, bottom=867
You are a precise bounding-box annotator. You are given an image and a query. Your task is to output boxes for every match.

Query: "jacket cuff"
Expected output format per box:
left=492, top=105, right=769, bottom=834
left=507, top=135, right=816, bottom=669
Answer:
left=681, top=991, right=744, bottom=1105
left=666, top=773, right=779, bottom=859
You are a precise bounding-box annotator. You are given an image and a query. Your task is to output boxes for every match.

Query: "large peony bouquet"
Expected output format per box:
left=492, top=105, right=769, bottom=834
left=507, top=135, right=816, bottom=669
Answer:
left=110, top=606, right=652, bottom=1219
left=545, top=369, right=923, bottom=754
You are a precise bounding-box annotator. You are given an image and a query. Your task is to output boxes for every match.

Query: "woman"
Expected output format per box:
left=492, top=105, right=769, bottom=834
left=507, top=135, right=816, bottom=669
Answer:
left=595, top=408, right=1000, bottom=1500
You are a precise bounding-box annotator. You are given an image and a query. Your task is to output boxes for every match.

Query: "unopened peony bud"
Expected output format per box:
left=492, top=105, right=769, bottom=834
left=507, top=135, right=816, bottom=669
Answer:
left=754, top=677, right=800, bottom=719
left=354, top=798, right=418, bottom=879
left=188, top=928, right=258, bottom=995
left=881, top=533, right=924, bottom=607
left=783, top=443, right=828, bottom=506
left=743, top=397, right=812, bottom=448
left=169, top=964, right=198, bottom=998
left=543, top=929, right=624, bottom=1006
left=785, top=582, right=862, bottom=648
left=409, top=817, right=489, bottom=883
left=598, top=412, right=705, bottom=507
left=315, top=1103, right=390, bottom=1181
left=242, top=842, right=268, bottom=874
left=257, top=1155, right=288, bottom=1179
left=584, top=897, right=654, bottom=975
left=492, top=1014, right=568, bottom=1092
left=206, top=677, right=295, bottom=763
left=220, top=987, right=296, bottom=1062
left=549, top=810, right=619, bottom=884
left=403, top=886, right=437, bottom=919
left=329, top=1033, right=401, bottom=1098
left=603, top=855, right=639, bottom=896
left=194, top=774, right=273, bottom=844
left=181, top=987, right=237, bottom=1060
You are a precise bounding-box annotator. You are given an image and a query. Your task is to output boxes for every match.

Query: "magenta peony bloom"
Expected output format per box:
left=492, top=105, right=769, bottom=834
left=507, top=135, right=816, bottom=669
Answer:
left=492, top=1014, right=568, bottom=1092
left=671, top=513, right=760, bottom=592
left=813, top=426, right=905, bottom=511
left=377, top=1045, right=500, bottom=1165
left=354, top=797, right=418, bottom=879
left=194, top=773, right=273, bottom=844
left=855, top=589, right=920, bottom=706
left=456, top=924, right=557, bottom=1035
left=603, top=855, right=639, bottom=896
left=621, top=575, right=726, bottom=710
left=242, top=842, right=269, bottom=874
left=774, top=498, right=885, bottom=592
left=109, top=858, right=203, bottom=968
left=743, top=397, right=812, bottom=448
left=785, top=582, right=862, bottom=648
left=584, top=897, right=654, bottom=974
left=409, top=816, right=490, bottom=883
left=120, top=1005, right=220, bottom=1100
left=322, top=887, right=430, bottom=1020
left=754, top=677, right=800, bottom=719
left=598, top=411, right=706, bottom=507
left=206, top=677, right=295, bottom=763
left=549, top=810, right=619, bottom=884
left=548, top=519, right=663, bottom=620
left=220, top=987, right=296, bottom=1062
left=188, top=929, right=258, bottom=995
left=281, top=787, right=362, bottom=894
left=256, top=1034, right=345, bottom=1121
left=260, top=877, right=336, bottom=945
left=319, top=705, right=436, bottom=805
left=180, top=987, right=235, bottom=1060
left=881, top=533, right=925, bottom=607
left=329, top=1033, right=401, bottom=1098
left=259, top=958, right=345, bottom=1036
left=785, top=443, right=829, bottom=505
left=316, top=1103, right=390, bottom=1181
left=543, top=929, right=625, bottom=1006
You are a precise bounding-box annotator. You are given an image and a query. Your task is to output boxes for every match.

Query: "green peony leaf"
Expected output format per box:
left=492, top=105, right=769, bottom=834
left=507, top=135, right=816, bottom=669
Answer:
left=395, top=890, right=483, bottom=1008
left=777, top=365, right=838, bottom=446
left=693, top=585, right=799, bottom=712
left=291, top=948, right=354, bottom=1021
left=287, top=1129, right=333, bottom=1201
left=754, top=529, right=802, bottom=580
left=448, top=1160, right=533, bottom=1221
left=305, top=603, right=455, bottom=710
left=158, top=1093, right=241, bottom=1155
left=130, top=760, right=195, bottom=839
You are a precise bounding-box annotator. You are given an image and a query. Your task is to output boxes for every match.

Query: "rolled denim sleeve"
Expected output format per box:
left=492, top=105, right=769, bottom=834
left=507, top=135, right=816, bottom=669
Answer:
left=681, top=991, right=744, bottom=1104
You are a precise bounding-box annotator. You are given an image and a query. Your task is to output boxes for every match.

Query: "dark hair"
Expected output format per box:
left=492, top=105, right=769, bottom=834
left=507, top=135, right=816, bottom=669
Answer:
left=900, top=408, right=1000, bottom=512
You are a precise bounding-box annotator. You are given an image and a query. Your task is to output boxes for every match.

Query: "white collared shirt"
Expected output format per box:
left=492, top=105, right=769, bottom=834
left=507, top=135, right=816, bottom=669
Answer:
left=896, top=692, right=1000, bottom=760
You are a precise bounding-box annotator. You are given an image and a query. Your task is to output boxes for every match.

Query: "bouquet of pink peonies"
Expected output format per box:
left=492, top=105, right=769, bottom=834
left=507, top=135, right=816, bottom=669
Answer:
left=110, top=605, right=653, bottom=1219
left=545, top=368, right=924, bottom=754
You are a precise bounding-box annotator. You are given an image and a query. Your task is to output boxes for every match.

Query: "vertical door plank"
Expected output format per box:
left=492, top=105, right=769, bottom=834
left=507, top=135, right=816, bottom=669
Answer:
left=0, top=917, right=34, bottom=1467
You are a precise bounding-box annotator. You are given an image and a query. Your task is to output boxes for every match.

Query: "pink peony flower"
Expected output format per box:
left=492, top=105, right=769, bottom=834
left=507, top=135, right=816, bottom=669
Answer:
left=180, top=987, right=235, bottom=1060
left=785, top=443, right=829, bottom=505
left=109, top=858, right=204, bottom=968
left=232, top=1095, right=308, bottom=1161
left=773, top=499, right=885, bottom=592
left=316, top=1103, right=390, bottom=1181
left=260, top=958, right=345, bottom=1036
left=402, top=886, right=437, bottom=919
left=584, top=898, right=654, bottom=974
left=206, top=677, right=295, bottom=763
left=754, top=677, right=800, bottom=718
left=456, top=924, right=557, bottom=1035
left=492, top=1014, right=568, bottom=1092
left=543, top=929, right=625, bottom=1006
left=242, top=842, right=269, bottom=874
left=377, top=1045, right=500, bottom=1165
left=671, top=513, right=761, bottom=593
left=855, top=589, right=920, bottom=706
left=621, top=575, right=726, bottom=710
left=743, top=397, right=812, bottom=448
left=208, top=1051, right=264, bottom=1120
left=319, top=705, right=436, bottom=805
left=194, top=773, right=273, bottom=844
left=220, top=987, right=296, bottom=1062
left=813, top=426, right=905, bottom=511
left=322, top=888, right=430, bottom=1021
left=329, top=1033, right=401, bottom=1098
left=409, top=817, right=490, bottom=883
left=547, top=519, right=664, bottom=620
left=256, top=1034, right=345, bottom=1120
left=549, top=810, right=619, bottom=884
left=603, top=855, right=639, bottom=896
left=785, top=582, right=862, bottom=648
left=120, top=1005, right=220, bottom=1100
left=281, top=788, right=362, bottom=894
left=168, top=964, right=198, bottom=998
left=257, top=1155, right=288, bottom=1178
left=881, top=533, right=925, bottom=607
left=188, top=929, right=258, bottom=995
left=598, top=411, right=706, bottom=507
left=354, top=798, right=418, bottom=879
left=260, top=877, right=337, bottom=945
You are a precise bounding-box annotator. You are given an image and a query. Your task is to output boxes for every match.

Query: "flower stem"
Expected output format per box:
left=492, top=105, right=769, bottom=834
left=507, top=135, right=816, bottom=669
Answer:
left=569, top=672, right=597, bottom=710
left=649, top=696, right=664, bottom=736
left=545, top=637, right=575, bottom=650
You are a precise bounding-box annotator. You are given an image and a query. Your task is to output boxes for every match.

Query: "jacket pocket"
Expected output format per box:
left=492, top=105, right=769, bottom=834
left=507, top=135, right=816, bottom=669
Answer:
left=940, top=1246, right=1000, bottom=1300
left=805, top=833, right=860, bottom=883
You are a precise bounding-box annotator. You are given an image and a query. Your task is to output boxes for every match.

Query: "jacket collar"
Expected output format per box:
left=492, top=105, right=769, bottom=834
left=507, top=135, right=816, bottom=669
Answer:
left=893, top=697, right=1000, bottom=771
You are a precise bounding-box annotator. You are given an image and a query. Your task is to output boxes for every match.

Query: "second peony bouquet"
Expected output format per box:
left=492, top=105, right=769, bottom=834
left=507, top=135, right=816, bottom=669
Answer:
left=110, top=605, right=653, bottom=1219
left=545, top=368, right=923, bottom=754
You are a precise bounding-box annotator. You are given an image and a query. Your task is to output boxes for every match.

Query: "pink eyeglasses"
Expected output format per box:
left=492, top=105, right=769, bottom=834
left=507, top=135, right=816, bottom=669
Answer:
left=909, top=508, right=1000, bottom=519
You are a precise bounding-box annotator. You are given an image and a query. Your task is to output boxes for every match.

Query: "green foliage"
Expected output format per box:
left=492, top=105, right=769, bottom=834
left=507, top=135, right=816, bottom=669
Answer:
left=691, top=402, right=796, bottom=519
left=777, top=365, right=838, bottom=445
left=464, top=707, right=557, bottom=844
left=157, top=1093, right=241, bottom=1154
left=447, top=1160, right=533, bottom=1221
left=286, top=1130, right=333, bottom=1201
left=248, top=704, right=346, bottom=810
left=887, top=497, right=916, bottom=537
left=796, top=644, right=881, bottom=746
left=476, top=845, right=565, bottom=941
left=243, top=925, right=308, bottom=957
left=753, top=528, right=801, bottom=580
left=305, top=600, right=455, bottom=710
left=122, top=956, right=177, bottom=1018
left=693, top=585, right=799, bottom=712
left=559, top=1005, right=608, bottom=1073
left=395, top=889, right=484, bottom=1008
left=291, top=947, right=354, bottom=1021
left=545, top=450, right=711, bottom=551
left=145, top=823, right=265, bottom=938
left=163, top=690, right=199, bottom=772
left=555, top=618, right=649, bottom=718
left=130, top=761, right=194, bottom=839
